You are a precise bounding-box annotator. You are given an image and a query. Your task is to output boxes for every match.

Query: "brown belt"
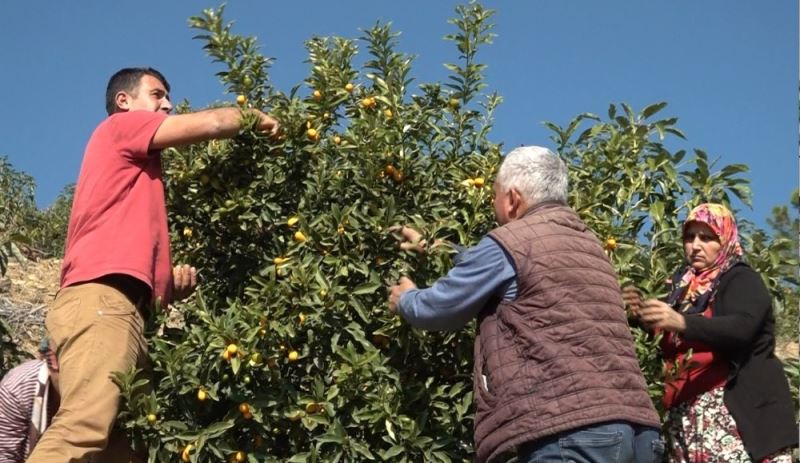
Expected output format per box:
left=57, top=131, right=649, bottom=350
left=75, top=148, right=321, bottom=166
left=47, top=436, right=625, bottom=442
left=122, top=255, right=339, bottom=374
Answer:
left=94, top=274, right=152, bottom=315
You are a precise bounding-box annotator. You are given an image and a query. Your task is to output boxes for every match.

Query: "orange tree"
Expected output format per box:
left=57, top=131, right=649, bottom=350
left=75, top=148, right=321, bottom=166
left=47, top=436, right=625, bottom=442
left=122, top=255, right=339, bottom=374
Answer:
left=0, top=156, right=36, bottom=376
left=117, top=4, right=498, bottom=462
left=113, top=3, right=790, bottom=462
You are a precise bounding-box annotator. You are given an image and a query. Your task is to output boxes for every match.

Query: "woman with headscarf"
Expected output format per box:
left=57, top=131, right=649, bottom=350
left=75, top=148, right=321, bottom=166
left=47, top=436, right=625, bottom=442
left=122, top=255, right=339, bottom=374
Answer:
left=624, top=203, right=797, bottom=462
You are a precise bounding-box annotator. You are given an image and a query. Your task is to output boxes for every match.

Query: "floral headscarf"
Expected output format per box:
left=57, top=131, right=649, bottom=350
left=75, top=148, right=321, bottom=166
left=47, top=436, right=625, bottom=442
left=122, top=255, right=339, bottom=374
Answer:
left=667, top=203, right=744, bottom=314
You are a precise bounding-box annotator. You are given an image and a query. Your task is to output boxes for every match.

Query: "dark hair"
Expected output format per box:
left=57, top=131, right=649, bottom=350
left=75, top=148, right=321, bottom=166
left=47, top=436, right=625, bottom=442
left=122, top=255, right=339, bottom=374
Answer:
left=105, top=67, right=170, bottom=115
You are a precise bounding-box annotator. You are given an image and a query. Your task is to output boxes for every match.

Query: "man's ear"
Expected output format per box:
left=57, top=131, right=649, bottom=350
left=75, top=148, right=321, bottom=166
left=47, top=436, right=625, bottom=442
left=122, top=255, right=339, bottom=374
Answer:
left=114, top=91, right=131, bottom=111
left=508, top=188, right=524, bottom=219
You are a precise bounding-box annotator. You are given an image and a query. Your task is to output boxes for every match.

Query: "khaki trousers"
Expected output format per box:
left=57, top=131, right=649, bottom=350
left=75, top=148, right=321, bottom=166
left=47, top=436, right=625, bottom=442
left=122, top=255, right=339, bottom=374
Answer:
left=27, top=283, right=148, bottom=463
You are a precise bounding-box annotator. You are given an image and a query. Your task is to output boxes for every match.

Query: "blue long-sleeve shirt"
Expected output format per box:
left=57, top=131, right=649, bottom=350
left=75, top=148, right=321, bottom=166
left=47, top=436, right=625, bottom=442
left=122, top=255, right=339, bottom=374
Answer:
left=397, top=236, right=517, bottom=331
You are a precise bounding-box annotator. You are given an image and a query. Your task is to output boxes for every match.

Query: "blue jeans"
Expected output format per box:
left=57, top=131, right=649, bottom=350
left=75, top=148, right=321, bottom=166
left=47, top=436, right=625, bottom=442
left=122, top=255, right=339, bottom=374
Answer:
left=517, top=421, right=665, bottom=463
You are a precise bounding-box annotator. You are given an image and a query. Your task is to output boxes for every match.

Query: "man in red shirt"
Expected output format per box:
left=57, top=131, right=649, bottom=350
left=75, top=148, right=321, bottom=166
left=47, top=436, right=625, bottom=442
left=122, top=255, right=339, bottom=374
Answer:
left=27, top=67, right=279, bottom=463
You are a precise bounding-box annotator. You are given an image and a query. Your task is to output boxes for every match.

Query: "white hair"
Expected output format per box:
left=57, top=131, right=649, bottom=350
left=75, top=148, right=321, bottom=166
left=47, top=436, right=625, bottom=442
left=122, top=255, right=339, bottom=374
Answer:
left=495, top=146, right=568, bottom=205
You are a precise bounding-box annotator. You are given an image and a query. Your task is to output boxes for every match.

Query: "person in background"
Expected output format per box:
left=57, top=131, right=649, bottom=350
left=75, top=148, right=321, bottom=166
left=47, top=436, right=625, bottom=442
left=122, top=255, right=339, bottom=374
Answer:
left=388, top=146, right=663, bottom=463
left=623, top=203, right=797, bottom=462
left=0, top=339, right=58, bottom=462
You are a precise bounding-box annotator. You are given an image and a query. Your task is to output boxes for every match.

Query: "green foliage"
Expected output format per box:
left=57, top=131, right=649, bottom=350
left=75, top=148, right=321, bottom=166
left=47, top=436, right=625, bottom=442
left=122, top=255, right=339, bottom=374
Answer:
left=111, top=3, right=797, bottom=461
left=0, top=156, right=37, bottom=376
left=0, top=155, right=37, bottom=275
left=28, top=184, right=74, bottom=258
left=0, top=318, right=26, bottom=378
left=121, top=4, right=498, bottom=462
left=548, top=101, right=757, bottom=296
left=0, top=158, right=70, bottom=377
left=764, top=189, right=799, bottom=341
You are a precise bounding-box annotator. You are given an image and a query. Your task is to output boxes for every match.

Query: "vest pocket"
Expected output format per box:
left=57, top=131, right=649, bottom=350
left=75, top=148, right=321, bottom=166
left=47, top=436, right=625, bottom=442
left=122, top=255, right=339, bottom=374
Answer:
left=474, top=336, right=498, bottom=409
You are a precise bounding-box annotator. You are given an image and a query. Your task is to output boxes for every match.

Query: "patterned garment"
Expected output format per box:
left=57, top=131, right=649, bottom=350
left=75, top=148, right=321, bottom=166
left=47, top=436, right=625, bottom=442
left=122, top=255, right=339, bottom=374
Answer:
left=670, top=203, right=743, bottom=314
left=0, top=359, right=51, bottom=463
left=666, top=386, right=794, bottom=463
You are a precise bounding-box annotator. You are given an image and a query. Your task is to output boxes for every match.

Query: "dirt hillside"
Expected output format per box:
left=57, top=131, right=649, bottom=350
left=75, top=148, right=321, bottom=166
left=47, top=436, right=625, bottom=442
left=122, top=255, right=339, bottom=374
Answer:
left=0, top=258, right=61, bottom=354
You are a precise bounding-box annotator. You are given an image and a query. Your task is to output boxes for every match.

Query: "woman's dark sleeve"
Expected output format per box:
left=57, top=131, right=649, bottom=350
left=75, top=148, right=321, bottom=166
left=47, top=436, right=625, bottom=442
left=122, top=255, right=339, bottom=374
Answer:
left=682, top=267, right=770, bottom=351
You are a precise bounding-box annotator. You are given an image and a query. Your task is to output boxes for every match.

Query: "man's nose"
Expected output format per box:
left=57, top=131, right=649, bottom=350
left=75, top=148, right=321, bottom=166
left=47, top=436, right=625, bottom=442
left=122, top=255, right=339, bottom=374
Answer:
left=161, top=98, right=173, bottom=113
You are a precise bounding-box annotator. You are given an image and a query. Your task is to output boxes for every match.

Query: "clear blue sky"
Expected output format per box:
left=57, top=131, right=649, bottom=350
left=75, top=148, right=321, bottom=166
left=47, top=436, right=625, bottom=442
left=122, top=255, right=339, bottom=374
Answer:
left=1, top=1, right=796, bottom=228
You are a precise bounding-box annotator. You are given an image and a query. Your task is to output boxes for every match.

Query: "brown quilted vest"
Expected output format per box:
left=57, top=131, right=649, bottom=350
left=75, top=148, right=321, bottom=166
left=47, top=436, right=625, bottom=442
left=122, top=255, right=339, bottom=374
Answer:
left=473, top=202, right=660, bottom=462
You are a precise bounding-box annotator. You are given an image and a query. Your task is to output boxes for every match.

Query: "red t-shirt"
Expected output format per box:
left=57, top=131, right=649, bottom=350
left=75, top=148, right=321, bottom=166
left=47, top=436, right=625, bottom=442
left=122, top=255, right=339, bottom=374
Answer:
left=61, top=110, right=172, bottom=306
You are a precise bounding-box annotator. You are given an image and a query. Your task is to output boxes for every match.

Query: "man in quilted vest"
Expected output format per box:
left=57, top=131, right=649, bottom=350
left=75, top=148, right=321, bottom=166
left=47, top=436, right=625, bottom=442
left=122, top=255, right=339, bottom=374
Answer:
left=388, top=146, right=663, bottom=463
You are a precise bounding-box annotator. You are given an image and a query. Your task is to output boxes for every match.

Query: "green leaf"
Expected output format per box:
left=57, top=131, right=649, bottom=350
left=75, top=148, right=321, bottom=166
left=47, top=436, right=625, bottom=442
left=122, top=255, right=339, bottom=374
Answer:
left=641, top=102, right=667, bottom=119
left=352, top=281, right=381, bottom=295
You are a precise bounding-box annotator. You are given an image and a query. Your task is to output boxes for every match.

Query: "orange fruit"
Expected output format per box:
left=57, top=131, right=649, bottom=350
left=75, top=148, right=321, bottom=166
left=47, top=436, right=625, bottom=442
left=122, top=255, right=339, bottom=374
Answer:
left=288, top=350, right=299, bottom=362
left=472, top=177, right=485, bottom=188
left=305, top=402, right=321, bottom=414
left=182, top=226, right=193, bottom=238
left=293, top=231, right=307, bottom=243
left=605, top=238, right=617, bottom=250
left=344, top=83, right=354, bottom=93
left=360, top=97, right=376, bottom=108
left=287, top=216, right=299, bottom=227
left=306, top=128, right=319, bottom=142
left=239, top=402, right=250, bottom=414
left=226, top=344, right=238, bottom=355
left=234, top=451, right=246, bottom=462
left=372, top=334, right=390, bottom=348
left=312, top=90, right=322, bottom=101
left=236, top=95, right=247, bottom=105
left=197, top=389, right=207, bottom=401
left=147, top=413, right=157, bottom=424
left=333, top=135, right=342, bottom=145
left=181, top=444, right=194, bottom=462
left=383, top=109, right=393, bottom=118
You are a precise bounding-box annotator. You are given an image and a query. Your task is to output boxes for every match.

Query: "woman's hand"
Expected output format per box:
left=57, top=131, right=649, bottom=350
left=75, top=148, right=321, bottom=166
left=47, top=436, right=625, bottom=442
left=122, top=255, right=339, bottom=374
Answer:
left=639, top=299, right=686, bottom=333
left=621, top=286, right=644, bottom=319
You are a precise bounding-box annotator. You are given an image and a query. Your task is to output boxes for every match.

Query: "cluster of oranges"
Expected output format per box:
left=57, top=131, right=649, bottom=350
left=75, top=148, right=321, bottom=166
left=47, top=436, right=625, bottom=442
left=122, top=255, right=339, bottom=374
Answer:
left=306, top=127, right=320, bottom=142
left=183, top=444, right=246, bottom=463
left=221, top=343, right=239, bottom=361
left=360, top=96, right=377, bottom=109
left=382, top=164, right=404, bottom=184
left=460, top=177, right=486, bottom=188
